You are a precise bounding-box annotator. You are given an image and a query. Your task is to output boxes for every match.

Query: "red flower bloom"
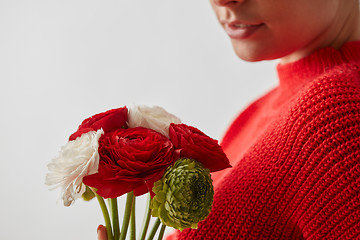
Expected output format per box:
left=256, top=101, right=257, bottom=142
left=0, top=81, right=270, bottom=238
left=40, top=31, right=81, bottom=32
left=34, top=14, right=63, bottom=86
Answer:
left=83, top=127, right=175, bottom=198
left=169, top=123, right=231, bottom=172
left=69, top=107, right=128, bottom=141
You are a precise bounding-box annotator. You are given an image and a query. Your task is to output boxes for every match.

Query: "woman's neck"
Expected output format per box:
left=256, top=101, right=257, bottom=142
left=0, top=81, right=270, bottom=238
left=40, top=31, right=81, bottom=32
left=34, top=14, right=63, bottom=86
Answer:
left=280, top=2, right=360, bottom=64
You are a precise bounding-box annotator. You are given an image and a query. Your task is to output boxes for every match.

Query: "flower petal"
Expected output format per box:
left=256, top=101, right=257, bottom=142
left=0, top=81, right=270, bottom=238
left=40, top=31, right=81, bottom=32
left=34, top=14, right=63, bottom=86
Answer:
left=169, top=123, right=231, bottom=172
left=128, top=105, right=181, bottom=138
left=45, top=129, right=103, bottom=206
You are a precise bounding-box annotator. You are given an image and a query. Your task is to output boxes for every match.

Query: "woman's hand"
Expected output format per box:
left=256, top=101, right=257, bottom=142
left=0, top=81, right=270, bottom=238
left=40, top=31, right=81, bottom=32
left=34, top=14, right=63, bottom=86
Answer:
left=97, top=225, right=107, bottom=240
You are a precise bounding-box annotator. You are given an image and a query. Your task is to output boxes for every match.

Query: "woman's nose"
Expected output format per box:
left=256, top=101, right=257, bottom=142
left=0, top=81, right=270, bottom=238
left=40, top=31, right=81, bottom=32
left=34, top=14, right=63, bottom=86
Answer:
left=212, top=0, right=245, bottom=7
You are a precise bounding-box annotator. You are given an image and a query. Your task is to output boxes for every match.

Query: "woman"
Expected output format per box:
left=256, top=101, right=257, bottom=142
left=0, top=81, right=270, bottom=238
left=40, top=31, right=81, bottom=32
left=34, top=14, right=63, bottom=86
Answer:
left=99, top=0, right=360, bottom=239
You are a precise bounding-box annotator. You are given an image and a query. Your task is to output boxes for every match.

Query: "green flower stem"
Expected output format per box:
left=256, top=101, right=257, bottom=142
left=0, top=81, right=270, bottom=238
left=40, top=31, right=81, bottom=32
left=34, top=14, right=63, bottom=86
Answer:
left=119, top=191, right=135, bottom=240
left=139, top=194, right=152, bottom=240
left=146, top=218, right=161, bottom=240
left=157, top=224, right=166, bottom=240
left=96, top=194, right=114, bottom=240
left=108, top=199, right=112, bottom=210
left=130, top=197, right=136, bottom=240
left=110, top=198, right=120, bottom=240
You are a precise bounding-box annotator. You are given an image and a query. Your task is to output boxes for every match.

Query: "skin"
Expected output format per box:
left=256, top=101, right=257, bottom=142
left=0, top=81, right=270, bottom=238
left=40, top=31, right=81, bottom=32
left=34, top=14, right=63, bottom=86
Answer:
left=97, top=225, right=107, bottom=240
left=97, top=1, right=360, bottom=239
left=210, top=0, right=360, bottom=63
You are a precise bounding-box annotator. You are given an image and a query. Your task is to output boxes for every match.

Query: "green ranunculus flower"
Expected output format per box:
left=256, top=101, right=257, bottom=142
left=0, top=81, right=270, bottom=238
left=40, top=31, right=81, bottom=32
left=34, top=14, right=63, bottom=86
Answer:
left=150, top=158, right=214, bottom=231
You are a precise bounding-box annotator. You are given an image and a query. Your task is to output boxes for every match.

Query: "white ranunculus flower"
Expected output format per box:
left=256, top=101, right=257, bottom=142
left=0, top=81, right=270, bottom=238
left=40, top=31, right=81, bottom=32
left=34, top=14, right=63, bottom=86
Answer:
left=45, top=129, right=104, bottom=206
left=128, top=105, right=181, bottom=138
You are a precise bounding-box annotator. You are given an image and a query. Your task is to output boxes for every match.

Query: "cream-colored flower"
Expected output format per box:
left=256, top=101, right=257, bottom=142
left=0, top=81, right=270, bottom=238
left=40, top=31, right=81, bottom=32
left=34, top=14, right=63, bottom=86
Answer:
left=45, top=129, right=103, bottom=206
left=128, top=105, right=181, bottom=138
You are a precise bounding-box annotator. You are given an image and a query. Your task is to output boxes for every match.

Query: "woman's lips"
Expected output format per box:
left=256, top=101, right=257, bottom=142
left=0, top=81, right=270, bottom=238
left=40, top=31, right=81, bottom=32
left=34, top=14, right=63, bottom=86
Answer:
left=224, top=22, right=264, bottom=39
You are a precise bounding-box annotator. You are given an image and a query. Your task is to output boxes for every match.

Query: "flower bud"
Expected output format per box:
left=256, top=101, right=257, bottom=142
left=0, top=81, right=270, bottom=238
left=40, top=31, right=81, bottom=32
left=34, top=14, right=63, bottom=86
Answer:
left=81, top=186, right=95, bottom=201
left=151, top=158, right=214, bottom=231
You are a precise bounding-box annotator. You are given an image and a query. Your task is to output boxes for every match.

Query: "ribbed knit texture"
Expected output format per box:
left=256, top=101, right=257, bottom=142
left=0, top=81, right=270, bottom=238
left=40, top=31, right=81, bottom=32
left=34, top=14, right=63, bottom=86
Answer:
left=168, top=41, right=360, bottom=240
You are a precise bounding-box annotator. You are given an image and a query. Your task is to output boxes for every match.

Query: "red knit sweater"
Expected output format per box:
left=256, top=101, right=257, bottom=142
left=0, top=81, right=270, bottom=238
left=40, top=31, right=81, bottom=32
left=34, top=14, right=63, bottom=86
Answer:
left=169, top=41, right=360, bottom=240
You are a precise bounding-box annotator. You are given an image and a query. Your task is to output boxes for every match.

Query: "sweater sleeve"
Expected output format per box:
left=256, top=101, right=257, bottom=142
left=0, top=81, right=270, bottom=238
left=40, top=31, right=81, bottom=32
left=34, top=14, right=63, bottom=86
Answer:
left=174, top=65, right=360, bottom=240
left=275, top=83, right=360, bottom=239
left=284, top=68, right=360, bottom=239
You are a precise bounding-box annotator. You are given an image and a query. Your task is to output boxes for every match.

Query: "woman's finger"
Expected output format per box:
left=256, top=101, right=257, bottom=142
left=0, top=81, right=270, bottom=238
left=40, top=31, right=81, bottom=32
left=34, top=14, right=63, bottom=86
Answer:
left=97, top=225, right=107, bottom=240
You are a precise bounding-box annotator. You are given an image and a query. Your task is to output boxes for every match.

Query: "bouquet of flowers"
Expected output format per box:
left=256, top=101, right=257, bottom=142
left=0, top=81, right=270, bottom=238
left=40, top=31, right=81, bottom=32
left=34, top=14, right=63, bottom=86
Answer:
left=46, top=105, right=230, bottom=240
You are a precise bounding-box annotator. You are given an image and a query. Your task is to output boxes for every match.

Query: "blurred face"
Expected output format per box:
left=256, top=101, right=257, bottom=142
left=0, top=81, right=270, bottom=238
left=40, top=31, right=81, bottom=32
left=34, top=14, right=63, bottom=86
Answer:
left=210, top=0, right=360, bottom=63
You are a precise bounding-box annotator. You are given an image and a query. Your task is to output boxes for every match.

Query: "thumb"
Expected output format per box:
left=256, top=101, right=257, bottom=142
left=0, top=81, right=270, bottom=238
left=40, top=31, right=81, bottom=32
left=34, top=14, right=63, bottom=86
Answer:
left=97, top=225, right=107, bottom=240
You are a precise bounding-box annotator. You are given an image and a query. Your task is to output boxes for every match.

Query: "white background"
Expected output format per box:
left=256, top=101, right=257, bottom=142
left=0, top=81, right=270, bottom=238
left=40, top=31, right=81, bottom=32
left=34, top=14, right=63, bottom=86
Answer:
left=0, top=1, right=278, bottom=239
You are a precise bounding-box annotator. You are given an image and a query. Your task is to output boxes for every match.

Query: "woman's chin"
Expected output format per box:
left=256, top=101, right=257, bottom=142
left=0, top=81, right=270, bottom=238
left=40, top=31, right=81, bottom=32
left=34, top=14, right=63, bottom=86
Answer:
left=231, top=43, right=293, bottom=62
left=232, top=48, right=269, bottom=62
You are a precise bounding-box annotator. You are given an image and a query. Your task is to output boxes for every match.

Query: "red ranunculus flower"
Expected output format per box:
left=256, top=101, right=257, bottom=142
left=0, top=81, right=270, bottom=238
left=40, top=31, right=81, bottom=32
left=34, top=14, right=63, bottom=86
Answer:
left=83, top=127, right=175, bottom=198
left=69, top=107, right=128, bottom=141
left=169, top=123, right=231, bottom=172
